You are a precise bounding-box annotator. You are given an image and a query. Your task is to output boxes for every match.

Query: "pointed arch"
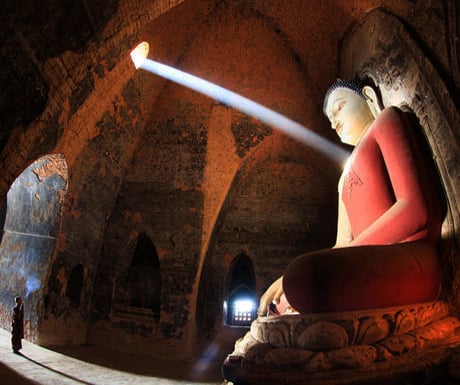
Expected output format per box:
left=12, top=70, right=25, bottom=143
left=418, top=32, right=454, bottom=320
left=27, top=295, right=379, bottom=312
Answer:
left=226, top=253, right=256, bottom=298
left=0, top=154, right=68, bottom=334
left=114, top=232, right=161, bottom=319
left=224, top=253, right=257, bottom=327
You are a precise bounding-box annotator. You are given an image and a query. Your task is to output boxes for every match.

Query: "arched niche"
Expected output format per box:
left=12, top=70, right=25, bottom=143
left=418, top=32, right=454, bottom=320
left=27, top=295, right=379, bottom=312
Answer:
left=223, top=253, right=257, bottom=327
left=0, top=154, right=68, bottom=338
left=114, top=233, right=161, bottom=319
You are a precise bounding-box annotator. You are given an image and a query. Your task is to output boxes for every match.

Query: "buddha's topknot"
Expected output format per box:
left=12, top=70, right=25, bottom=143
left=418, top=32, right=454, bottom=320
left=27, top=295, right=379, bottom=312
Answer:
left=323, top=78, right=366, bottom=114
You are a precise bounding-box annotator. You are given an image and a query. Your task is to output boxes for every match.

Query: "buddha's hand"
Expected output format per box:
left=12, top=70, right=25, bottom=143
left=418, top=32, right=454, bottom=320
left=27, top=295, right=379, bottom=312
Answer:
left=257, top=276, right=284, bottom=316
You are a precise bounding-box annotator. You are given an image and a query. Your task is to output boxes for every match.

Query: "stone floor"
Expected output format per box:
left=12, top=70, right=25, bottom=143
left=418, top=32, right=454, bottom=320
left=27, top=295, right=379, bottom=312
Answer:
left=0, top=328, right=226, bottom=385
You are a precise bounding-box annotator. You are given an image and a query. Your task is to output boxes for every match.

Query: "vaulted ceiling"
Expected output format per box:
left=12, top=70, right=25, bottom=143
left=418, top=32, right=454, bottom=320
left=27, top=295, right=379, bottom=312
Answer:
left=1, top=0, right=457, bottom=160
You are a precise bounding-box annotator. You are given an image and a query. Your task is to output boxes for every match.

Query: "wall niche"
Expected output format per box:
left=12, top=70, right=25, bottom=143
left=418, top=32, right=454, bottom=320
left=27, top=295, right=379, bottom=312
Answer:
left=114, top=233, right=161, bottom=320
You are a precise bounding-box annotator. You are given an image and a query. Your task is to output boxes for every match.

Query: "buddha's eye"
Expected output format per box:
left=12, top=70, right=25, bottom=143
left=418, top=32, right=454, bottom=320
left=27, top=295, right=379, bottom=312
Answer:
left=335, top=100, right=345, bottom=114
left=328, top=100, right=345, bottom=121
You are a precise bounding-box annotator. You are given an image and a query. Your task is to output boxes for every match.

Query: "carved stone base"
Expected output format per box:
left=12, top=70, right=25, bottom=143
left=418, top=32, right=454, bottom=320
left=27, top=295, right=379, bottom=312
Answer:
left=222, top=301, right=460, bottom=384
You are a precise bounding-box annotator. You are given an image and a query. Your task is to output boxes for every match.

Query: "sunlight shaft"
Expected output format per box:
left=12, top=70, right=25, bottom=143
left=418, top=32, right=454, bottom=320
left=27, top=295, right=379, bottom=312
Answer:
left=131, top=42, right=349, bottom=164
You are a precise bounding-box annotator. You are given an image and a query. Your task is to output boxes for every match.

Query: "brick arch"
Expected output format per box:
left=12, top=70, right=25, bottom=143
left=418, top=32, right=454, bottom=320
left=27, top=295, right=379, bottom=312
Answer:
left=196, top=133, right=340, bottom=338
left=0, top=154, right=68, bottom=342
left=113, top=232, right=161, bottom=319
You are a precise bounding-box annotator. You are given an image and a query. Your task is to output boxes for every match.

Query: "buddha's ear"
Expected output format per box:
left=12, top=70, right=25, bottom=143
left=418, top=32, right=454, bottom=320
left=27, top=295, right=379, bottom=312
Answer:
left=362, top=85, right=383, bottom=118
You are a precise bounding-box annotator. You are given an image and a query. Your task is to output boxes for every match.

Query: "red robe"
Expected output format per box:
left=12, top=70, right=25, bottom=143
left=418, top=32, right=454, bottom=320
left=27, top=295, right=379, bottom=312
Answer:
left=343, top=107, right=441, bottom=246
left=280, top=107, right=443, bottom=314
left=11, top=303, right=24, bottom=352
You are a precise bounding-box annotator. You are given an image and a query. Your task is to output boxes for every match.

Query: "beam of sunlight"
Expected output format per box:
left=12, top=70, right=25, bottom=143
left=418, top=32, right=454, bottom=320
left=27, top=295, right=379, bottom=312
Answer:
left=25, top=276, right=40, bottom=299
left=131, top=42, right=349, bottom=164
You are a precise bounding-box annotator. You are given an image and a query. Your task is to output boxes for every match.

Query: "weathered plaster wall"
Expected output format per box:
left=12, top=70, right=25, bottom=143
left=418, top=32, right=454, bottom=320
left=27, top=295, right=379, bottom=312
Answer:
left=87, top=1, right=340, bottom=358
left=0, top=155, right=67, bottom=342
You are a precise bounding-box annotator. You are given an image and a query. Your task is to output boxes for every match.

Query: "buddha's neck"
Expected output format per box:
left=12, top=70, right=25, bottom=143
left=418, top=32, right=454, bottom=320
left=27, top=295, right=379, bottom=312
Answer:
left=353, top=118, right=375, bottom=146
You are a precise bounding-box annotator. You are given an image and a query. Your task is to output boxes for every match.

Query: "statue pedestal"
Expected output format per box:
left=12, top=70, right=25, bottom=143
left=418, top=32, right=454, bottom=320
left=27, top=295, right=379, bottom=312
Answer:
left=222, top=301, right=460, bottom=384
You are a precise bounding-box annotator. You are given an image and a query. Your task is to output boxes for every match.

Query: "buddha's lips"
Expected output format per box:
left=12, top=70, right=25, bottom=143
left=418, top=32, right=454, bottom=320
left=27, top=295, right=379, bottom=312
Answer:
left=336, top=123, right=343, bottom=136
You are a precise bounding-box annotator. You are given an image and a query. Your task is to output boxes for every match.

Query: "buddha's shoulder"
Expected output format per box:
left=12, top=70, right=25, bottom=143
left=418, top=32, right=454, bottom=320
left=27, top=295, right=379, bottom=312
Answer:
left=374, top=106, right=408, bottom=128
left=379, top=106, right=403, bottom=119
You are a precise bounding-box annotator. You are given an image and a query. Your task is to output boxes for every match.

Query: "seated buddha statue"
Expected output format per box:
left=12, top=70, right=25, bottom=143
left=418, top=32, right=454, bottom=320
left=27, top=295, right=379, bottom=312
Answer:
left=258, top=79, right=443, bottom=315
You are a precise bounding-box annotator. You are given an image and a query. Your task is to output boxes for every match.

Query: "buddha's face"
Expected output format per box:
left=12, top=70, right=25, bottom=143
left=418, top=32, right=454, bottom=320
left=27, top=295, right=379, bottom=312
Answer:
left=324, top=87, right=375, bottom=146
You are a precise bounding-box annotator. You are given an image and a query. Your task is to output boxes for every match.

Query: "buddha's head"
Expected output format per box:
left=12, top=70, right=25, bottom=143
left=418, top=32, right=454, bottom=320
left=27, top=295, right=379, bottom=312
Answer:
left=323, top=79, right=381, bottom=146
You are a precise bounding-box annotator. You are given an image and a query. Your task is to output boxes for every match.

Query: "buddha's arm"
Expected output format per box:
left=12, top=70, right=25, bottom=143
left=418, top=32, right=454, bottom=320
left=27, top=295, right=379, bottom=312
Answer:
left=351, top=108, right=429, bottom=246
left=351, top=194, right=427, bottom=245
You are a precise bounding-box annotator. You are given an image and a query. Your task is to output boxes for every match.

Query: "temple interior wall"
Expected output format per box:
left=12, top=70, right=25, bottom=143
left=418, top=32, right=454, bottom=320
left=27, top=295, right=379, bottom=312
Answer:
left=0, top=0, right=458, bottom=364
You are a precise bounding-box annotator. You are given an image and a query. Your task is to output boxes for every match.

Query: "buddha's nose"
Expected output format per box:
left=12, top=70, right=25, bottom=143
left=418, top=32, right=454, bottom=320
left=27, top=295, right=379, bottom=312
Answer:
left=331, top=117, right=339, bottom=130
